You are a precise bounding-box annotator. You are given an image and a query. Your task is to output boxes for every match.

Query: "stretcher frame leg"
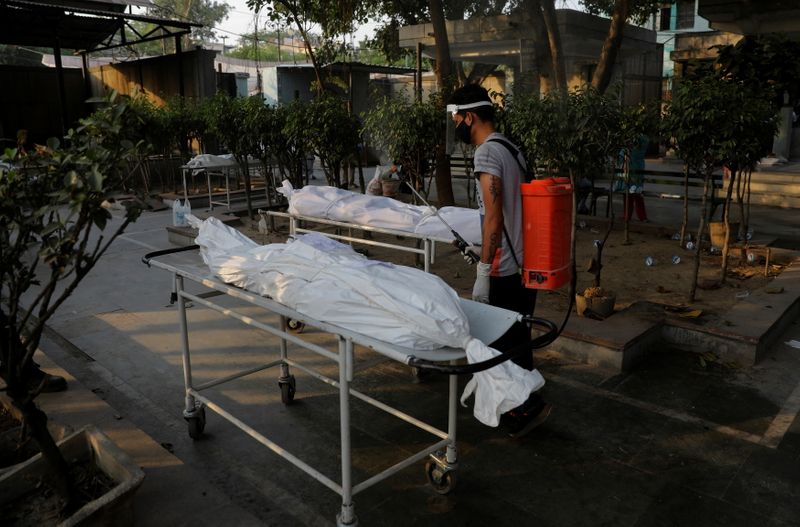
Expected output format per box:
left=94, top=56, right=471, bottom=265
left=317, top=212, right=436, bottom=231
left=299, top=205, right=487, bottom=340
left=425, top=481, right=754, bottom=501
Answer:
left=338, top=336, right=357, bottom=526
left=176, top=275, right=200, bottom=419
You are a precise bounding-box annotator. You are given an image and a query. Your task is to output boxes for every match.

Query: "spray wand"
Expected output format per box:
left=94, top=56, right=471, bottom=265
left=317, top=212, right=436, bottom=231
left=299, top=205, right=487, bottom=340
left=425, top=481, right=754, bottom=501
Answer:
left=398, top=174, right=479, bottom=264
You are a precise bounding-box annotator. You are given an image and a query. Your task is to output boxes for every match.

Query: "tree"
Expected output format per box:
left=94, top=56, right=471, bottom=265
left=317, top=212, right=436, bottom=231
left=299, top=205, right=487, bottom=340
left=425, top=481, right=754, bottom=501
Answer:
left=362, top=93, right=443, bottom=196
left=1, top=93, right=145, bottom=513
left=246, top=0, right=372, bottom=94
left=713, top=34, right=800, bottom=241
left=581, top=0, right=661, bottom=94
left=204, top=93, right=264, bottom=219
left=128, top=0, right=231, bottom=55
left=151, top=0, right=231, bottom=46
left=303, top=95, right=361, bottom=188
left=663, top=77, right=777, bottom=301
left=276, top=101, right=312, bottom=189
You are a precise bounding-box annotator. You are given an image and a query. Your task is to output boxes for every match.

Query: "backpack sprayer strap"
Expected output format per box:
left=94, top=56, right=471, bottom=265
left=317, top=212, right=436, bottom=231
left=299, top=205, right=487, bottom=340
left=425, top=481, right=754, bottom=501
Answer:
left=485, top=137, right=529, bottom=274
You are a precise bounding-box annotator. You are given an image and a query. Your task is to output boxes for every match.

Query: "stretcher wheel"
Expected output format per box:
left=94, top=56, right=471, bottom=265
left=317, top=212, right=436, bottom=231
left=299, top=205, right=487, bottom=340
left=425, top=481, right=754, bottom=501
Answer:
left=279, top=375, right=296, bottom=405
left=287, top=319, right=305, bottom=333
left=186, top=406, right=206, bottom=439
left=425, top=460, right=457, bottom=495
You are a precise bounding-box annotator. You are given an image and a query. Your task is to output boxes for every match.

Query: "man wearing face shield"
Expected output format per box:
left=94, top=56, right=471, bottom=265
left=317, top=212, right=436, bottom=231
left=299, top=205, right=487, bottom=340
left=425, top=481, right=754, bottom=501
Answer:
left=447, top=84, right=551, bottom=438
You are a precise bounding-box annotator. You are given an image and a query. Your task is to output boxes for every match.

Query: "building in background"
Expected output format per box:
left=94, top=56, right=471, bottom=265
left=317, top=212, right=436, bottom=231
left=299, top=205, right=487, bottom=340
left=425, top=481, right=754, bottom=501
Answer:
left=650, top=1, right=741, bottom=99
left=399, top=9, right=663, bottom=106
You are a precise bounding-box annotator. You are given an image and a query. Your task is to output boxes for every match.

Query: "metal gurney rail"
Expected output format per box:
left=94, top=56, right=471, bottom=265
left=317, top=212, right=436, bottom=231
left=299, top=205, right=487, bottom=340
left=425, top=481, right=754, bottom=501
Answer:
left=142, top=245, right=525, bottom=526
left=259, top=210, right=456, bottom=272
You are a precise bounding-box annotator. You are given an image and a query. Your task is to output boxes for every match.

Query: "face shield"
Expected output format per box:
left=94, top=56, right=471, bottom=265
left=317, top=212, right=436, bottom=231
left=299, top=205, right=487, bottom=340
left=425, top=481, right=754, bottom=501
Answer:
left=446, top=100, right=493, bottom=117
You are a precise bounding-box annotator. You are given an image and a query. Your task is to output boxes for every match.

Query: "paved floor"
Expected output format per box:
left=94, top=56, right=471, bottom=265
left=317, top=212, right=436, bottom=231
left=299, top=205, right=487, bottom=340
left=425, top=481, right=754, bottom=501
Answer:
left=21, top=186, right=800, bottom=526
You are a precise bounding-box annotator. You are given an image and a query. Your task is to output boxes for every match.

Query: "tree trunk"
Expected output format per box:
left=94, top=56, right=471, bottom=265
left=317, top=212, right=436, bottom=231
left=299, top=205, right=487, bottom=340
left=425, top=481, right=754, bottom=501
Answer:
left=528, top=0, right=553, bottom=94
left=285, top=6, right=325, bottom=94
left=1, top=317, right=77, bottom=512
left=720, top=167, right=737, bottom=284
left=591, top=0, right=631, bottom=94
left=18, top=399, right=77, bottom=511
left=541, top=0, right=566, bottom=91
left=428, top=0, right=456, bottom=206
left=239, top=157, right=253, bottom=219
left=689, top=168, right=712, bottom=302
left=680, top=163, right=690, bottom=245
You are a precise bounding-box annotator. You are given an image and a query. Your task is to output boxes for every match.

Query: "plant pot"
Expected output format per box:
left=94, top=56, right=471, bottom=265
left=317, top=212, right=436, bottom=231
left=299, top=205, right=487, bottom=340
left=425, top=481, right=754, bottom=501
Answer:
left=575, top=292, right=616, bottom=318
left=0, top=425, right=145, bottom=527
left=381, top=179, right=401, bottom=197
left=0, top=395, right=72, bottom=476
left=709, top=221, right=740, bottom=249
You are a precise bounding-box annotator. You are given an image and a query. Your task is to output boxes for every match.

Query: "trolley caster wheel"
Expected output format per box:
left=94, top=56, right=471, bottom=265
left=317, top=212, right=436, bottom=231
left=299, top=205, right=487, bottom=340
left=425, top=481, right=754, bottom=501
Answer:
left=185, top=406, right=206, bottom=439
left=279, top=375, right=296, bottom=405
left=287, top=319, right=305, bottom=333
left=425, top=460, right=457, bottom=495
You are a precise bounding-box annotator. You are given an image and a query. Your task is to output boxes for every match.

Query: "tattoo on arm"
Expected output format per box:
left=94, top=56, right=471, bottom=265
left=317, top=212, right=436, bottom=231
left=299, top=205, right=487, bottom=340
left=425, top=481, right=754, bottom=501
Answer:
left=487, top=232, right=500, bottom=262
left=489, top=176, right=501, bottom=203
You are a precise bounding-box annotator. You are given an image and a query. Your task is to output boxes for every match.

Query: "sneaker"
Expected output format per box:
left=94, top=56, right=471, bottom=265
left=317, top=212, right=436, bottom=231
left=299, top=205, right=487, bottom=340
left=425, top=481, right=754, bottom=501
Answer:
left=505, top=401, right=552, bottom=439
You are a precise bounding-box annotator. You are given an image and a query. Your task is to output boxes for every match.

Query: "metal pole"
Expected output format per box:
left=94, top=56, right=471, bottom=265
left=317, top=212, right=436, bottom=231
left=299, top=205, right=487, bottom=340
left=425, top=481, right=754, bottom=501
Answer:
left=175, top=35, right=185, bottom=97
left=53, top=37, right=68, bottom=137
left=338, top=337, right=356, bottom=525
left=415, top=42, right=423, bottom=102
left=80, top=52, right=91, bottom=104
left=176, top=275, right=196, bottom=413
left=446, top=359, right=458, bottom=464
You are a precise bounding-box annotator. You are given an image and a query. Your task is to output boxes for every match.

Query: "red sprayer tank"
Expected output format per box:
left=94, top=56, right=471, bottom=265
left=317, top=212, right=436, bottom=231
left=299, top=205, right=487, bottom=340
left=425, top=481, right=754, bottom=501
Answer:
left=520, top=177, right=573, bottom=290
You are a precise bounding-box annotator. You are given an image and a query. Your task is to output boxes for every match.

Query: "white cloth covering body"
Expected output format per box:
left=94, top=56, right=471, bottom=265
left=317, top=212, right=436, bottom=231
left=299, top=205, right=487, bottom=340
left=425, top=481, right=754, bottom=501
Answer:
left=188, top=215, right=544, bottom=426
left=277, top=180, right=482, bottom=245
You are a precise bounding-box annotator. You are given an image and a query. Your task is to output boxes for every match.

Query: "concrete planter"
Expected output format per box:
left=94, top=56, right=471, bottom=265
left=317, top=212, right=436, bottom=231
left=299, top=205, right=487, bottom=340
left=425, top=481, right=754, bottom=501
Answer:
left=576, top=292, right=616, bottom=318
left=0, top=425, right=145, bottom=527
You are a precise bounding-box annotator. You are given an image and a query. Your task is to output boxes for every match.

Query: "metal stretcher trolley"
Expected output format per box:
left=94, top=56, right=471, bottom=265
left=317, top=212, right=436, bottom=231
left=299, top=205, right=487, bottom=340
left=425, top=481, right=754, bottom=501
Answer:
left=142, top=245, right=528, bottom=526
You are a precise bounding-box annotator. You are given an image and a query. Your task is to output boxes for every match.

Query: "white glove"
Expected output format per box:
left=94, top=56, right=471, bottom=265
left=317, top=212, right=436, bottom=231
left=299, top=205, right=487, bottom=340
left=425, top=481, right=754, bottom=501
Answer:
left=472, top=262, right=491, bottom=303
left=462, top=244, right=481, bottom=264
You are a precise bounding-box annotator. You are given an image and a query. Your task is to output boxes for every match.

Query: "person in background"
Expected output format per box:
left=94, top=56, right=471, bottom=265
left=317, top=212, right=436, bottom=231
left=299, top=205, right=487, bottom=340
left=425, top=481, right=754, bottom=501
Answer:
left=448, top=83, right=552, bottom=439
left=618, top=135, right=649, bottom=222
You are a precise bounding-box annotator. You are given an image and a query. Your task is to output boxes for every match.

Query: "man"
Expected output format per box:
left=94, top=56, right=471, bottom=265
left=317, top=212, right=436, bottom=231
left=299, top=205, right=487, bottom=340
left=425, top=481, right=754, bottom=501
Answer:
left=448, top=84, right=551, bottom=438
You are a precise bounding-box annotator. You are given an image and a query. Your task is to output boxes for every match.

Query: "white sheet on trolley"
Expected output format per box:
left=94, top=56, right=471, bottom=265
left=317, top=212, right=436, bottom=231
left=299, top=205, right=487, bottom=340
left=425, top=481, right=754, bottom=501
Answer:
left=188, top=215, right=544, bottom=427
left=276, top=180, right=482, bottom=245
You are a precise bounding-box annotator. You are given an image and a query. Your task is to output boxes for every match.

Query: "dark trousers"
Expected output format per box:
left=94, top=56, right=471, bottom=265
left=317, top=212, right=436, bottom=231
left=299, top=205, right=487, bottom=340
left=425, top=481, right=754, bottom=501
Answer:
left=488, top=274, right=537, bottom=371
left=624, top=194, right=648, bottom=221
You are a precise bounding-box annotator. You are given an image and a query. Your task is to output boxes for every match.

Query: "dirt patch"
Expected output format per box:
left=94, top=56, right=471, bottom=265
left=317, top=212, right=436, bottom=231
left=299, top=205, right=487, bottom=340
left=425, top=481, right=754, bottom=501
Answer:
left=238, top=218, right=788, bottom=325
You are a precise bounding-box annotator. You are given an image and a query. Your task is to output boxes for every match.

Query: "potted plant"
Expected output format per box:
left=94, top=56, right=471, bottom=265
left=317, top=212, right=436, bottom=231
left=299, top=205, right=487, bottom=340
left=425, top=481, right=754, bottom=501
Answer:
left=0, top=93, right=146, bottom=521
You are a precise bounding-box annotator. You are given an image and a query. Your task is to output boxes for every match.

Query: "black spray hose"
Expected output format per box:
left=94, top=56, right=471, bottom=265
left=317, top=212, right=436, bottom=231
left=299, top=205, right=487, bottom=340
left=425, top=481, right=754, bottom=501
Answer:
left=407, top=316, right=559, bottom=374
left=406, top=243, right=579, bottom=376
left=142, top=244, right=200, bottom=266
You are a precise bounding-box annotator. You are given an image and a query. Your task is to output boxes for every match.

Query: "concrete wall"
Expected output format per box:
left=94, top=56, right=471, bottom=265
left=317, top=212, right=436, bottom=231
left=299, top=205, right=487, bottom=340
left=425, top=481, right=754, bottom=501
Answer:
left=264, top=67, right=374, bottom=116
left=0, top=65, right=85, bottom=145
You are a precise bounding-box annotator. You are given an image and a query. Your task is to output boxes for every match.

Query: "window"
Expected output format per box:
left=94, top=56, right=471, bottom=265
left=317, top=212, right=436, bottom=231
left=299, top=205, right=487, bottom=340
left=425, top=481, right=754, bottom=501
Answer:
left=676, top=0, right=695, bottom=30
left=659, top=7, right=672, bottom=31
